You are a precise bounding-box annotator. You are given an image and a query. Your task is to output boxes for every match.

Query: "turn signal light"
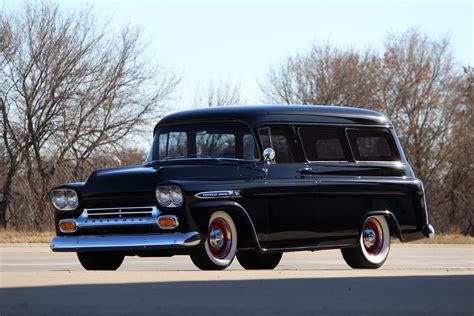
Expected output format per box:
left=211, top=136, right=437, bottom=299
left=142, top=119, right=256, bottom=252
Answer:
left=158, top=215, right=179, bottom=229
left=59, top=220, right=77, bottom=233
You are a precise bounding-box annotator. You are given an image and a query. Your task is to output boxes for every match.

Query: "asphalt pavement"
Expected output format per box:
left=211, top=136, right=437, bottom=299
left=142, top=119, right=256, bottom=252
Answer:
left=0, top=243, right=473, bottom=315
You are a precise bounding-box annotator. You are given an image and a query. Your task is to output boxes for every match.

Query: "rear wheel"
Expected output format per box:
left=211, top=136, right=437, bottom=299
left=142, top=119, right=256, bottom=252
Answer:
left=77, top=252, right=124, bottom=271
left=237, top=251, right=282, bottom=270
left=190, top=211, right=237, bottom=270
left=341, top=215, right=390, bottom=269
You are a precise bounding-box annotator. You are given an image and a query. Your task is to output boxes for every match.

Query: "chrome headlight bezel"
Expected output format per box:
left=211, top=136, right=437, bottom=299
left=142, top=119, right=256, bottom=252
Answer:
left=50, top=189, right=79, bottom=211
left=156, top=185, right=183, bottom=208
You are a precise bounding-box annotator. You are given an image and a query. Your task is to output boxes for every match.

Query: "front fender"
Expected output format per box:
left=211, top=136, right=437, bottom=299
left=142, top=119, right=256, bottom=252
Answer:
left=188, top=200, right=261, bottom=250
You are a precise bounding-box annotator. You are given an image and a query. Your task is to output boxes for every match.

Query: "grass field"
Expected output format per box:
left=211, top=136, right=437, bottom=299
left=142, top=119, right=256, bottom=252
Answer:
left=0, top=229, right=472, bottom=244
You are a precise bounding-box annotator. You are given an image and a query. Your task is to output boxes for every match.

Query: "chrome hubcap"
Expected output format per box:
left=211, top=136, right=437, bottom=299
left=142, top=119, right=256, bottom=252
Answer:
left=362, top=217, right=384, bottom=256
left=363, top=227, right=377, bottom=248
left=209, top=227, right=224, bottom=249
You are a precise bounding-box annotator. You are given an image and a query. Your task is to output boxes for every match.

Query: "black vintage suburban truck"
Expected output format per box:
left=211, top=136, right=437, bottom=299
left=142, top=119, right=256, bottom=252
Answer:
left=50, top=105, right=435, bottom=270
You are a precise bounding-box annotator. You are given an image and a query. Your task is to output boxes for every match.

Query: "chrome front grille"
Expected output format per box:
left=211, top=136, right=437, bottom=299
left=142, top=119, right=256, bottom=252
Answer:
left=86, top=207, right=154, bottom=219
left=72, top=206, right=160, bottom=230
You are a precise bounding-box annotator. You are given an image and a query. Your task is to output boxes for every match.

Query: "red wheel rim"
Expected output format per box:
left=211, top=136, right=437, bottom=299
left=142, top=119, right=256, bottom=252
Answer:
left=207, top=217, right=232, bottom=259
left=362, top=218, right=383, bottom=256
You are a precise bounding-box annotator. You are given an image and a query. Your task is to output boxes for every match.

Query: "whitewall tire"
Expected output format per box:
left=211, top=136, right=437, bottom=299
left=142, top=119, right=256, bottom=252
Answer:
left=341, top=215, right=391, bottom=269
left=190, top=211, right=238, bottom=270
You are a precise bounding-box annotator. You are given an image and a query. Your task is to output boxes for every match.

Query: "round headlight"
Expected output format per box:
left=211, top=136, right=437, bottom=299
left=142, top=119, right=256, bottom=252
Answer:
left=50, top=189, right=78, bottom=210
left=170, top=187, right=183, bottom=206
left=156, top=187, right=171, bottom=206
left=51, top=190, right=66, bottom=209
left=156, top=186, right=183, bottom=207
left=66, top=190, right=78, bottom=207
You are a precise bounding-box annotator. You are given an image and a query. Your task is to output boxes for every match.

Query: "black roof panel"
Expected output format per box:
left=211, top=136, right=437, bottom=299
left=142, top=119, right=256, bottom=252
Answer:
left=155, top=105, right=390, bottom=133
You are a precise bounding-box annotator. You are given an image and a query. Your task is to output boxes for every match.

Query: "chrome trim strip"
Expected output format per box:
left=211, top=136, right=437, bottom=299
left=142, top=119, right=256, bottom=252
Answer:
left=316, top=177, right=421, bottom=185
left=260, top=243, right=356, bottom=253
left=85, top=206, right=155, bottom=210
left=50, top=232, right=201, bottom=252
left=85, top=211, right=151, bottom=216
left=195, top=190, right=241, bottom=199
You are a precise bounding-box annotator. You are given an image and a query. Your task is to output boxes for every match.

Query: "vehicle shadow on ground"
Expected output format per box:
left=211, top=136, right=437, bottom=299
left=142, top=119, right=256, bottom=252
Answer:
left=1, top=275, right=472, bottom=315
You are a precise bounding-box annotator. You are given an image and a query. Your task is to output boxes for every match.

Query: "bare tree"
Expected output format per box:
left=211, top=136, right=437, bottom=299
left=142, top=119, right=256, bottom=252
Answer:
left=0, top=2, right=180, bottom=229
left=193, top=79, right=242, bottom=107
left=260, top=44, right=378, bottom=107
left=436, top=67, right=473, bottom=234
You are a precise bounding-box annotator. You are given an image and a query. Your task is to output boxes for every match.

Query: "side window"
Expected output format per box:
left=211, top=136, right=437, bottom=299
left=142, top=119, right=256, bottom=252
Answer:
left=159, top=132, right=187, bottom=159
left=346, top=129, right=400, bottom=161
left=242, top=134, right=259, bottom=160
left=258, top=126, right=297, bottom=163
left=298, top=126, right=349, bottom=161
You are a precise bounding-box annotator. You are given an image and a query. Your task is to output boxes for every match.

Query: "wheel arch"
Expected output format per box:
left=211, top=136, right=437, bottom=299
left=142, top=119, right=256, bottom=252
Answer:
left=188, top=201, right=260, bottom=250
left=361, top=210, right=403, bottom=242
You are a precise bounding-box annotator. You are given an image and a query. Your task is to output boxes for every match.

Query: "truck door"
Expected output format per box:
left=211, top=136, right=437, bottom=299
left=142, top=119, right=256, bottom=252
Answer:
left=257, top=125, right=318, bottom=249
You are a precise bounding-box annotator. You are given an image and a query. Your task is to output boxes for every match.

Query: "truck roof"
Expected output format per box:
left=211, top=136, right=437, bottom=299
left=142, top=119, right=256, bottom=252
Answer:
left=155, top=105, right=391, bottom=133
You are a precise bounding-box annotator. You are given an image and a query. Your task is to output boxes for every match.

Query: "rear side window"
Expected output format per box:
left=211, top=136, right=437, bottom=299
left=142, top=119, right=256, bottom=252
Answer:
left=258, top=126, right=297, bottom=163
left=347, top=129, right=400, bottom=161
left=298, top=127, right=349, bottom=161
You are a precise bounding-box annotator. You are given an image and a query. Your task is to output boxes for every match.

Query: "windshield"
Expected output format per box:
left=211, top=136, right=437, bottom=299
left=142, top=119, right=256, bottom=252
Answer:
left=146, top=122, right=259, bottom=162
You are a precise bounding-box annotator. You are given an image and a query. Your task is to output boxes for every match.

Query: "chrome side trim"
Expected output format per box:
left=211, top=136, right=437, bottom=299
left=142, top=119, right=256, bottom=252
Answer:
left=316, top=177, right=421, bottom=185
left=50, top=231, right=201, bottom=252
left=259, top=243, right=356, bottom=253
left=195, top=190, right=241, bottom=199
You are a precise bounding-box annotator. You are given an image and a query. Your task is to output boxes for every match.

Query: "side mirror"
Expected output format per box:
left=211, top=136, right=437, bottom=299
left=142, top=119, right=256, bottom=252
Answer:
left=263, top=148, right=275, bottom=164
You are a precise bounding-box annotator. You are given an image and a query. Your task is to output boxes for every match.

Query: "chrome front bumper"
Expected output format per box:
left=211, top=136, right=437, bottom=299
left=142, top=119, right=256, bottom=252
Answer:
left=50, top=231, right=201, bottom=252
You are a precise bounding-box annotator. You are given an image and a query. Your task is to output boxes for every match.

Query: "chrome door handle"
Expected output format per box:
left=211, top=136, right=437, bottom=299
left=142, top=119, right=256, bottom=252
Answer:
left=297, top=167, right=313, bottom=174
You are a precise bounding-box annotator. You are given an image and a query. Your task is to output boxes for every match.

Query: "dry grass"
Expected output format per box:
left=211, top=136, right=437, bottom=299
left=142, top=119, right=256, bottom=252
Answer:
left=0, top=229, right=472, bottom=244
left=0, top=229, right=54, bottom=243
left=406, top=234, right=474, bottom=244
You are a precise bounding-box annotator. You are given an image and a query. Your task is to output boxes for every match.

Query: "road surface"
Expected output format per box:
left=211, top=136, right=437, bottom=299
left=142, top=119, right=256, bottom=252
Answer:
left=0, top=243, right=473, bottom=315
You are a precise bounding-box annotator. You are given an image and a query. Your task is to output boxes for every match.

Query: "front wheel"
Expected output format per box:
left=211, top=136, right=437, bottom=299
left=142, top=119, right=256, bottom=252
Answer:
left=237, top=251, right=282, bottom=270
left=341, top=215, right=391, bottom=269
left=190, top=211, right=238, bottom=270
left=77, top=252, right=124, bottom=271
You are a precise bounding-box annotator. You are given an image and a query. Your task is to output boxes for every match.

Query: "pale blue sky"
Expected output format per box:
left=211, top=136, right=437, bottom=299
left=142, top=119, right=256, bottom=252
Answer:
left=3, top=0, right=473, bottom=108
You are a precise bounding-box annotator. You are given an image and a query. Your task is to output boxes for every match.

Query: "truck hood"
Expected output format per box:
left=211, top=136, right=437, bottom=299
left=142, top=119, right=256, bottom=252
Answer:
left=81, top=162, right=256, bottom=198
